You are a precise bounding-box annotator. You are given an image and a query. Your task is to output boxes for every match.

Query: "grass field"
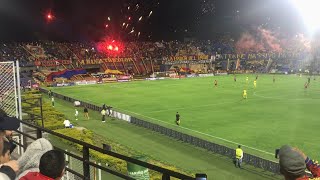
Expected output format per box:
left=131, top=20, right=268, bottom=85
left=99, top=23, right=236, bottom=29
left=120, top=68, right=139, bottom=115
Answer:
left=45, top=94, right=281, bottom=180
left=50, top=74, right=320, bottom=159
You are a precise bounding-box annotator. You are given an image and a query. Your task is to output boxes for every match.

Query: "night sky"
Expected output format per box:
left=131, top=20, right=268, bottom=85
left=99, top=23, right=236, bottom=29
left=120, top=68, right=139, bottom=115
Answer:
left=0, top=0, right=305, bottom=41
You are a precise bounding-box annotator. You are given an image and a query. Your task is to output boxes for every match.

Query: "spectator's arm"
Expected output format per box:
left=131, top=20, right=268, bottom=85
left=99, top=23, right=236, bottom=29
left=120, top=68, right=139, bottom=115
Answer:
left=305, top=157, right=320, bottom=177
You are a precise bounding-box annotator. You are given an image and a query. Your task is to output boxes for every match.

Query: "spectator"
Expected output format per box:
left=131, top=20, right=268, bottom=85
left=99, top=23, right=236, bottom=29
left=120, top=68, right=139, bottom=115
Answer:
left=235, top=145, right=243, bottom=168
left=19, top=150, right=65, bottom=180
left=51, top=97, right=55, bottom=107
left=75, top=109, right=79, bottom=121
left=83, top=106, right=89, bottom=120
left=101, top=109, right=106, bottom=123
left=16, top=138, right=53, bottom=179
left=63, top=119, right=71, bottom=128
left=279, top=145, right=320, bottom=180
left=0, top=108, right=21, bottom=180
left=0, top=141, right=12, bottom=164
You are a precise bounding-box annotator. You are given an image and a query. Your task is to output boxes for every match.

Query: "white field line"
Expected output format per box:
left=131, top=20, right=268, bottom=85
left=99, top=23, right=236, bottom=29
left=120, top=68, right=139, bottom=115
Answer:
left=61, top=94, right=274, bottom=156
left=113, top=106, right=274, bottom=156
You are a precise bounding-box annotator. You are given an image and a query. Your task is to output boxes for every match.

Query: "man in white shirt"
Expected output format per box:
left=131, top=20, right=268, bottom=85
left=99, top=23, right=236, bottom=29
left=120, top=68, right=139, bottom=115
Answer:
left=75, top=109, right=79, bottom=121
left=51, top=97, right=55, bottom=107
left=63, top=119, right=71, bottom=128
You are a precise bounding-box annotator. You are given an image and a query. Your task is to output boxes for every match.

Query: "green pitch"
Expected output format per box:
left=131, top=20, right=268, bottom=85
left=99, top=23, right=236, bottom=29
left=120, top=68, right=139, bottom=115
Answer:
left=50, top=74, right=320, bottom=159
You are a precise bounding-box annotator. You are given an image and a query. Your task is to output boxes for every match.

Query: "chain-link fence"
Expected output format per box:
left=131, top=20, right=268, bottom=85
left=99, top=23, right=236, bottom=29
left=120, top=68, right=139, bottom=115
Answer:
left=0, top=61, right=18, bottom=117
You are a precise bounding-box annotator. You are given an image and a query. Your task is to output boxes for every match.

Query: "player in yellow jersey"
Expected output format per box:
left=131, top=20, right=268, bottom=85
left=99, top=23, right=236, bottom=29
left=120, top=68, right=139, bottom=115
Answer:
left=253, top=80, right=257, bottom=88
left=243, top=89, right=247, bottom=99
left=246, top=76, right=249, bottom=84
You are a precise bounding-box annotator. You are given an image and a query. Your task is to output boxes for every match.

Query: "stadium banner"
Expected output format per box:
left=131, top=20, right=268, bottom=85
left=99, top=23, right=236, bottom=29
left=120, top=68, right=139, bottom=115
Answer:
left=79, top=58, right=133, bottom=65
left=53, top=82, right=75, bottom=87
left=198, top=74, right=215, bottom=77
left=112, top=111, right=131, bottom=122
left=163, top=60, right=211, bottom=65
left=74, top=80, right=97, bottom=86
left=34, top=60, right=71, bottom=67
left=127, top=156, right=150, bottom=180
left=117, top=75, right=131, bottom=82
left=145, top=77, right=165, bottom=80
left=186, top=74, right=199, bottom=78
left=215, top=72, right=228, bottom=76
left=163, top=52, right=305, bottom=63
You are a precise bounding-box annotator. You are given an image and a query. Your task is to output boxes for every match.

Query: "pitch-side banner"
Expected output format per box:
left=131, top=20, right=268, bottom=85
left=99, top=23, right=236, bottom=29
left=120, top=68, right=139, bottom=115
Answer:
left=163, top=52, right=305, bottom=62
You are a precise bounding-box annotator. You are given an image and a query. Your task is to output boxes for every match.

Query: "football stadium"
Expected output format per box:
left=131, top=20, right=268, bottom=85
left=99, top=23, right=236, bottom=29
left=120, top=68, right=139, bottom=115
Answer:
left=0, top=0, right=320, bottom=180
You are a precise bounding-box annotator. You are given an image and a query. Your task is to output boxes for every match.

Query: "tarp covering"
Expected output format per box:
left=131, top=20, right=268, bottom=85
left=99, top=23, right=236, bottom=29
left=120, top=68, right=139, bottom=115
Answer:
left=46, top=68, right=87, bottom=81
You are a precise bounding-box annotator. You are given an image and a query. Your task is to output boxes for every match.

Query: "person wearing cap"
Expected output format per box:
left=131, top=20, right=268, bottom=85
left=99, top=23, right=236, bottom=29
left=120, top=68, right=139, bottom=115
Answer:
left=279, top=145, right=320, bottom=180
left=0, top=108, right=21, bottom=180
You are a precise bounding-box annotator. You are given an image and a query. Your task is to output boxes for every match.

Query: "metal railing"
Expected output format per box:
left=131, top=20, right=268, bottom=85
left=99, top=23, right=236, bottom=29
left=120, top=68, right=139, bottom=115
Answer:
left=14, top=119, right=195, bottom=180
left=39, top=88, right=281, bottom=175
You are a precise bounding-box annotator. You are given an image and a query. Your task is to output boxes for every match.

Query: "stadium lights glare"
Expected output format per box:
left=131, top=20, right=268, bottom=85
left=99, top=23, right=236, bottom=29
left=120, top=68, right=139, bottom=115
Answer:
left=292, top=0, right=320, bottom=34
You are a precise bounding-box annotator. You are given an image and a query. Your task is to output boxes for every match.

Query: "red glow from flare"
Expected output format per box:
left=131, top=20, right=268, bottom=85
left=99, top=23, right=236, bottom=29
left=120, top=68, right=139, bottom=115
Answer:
left=96, top=38, right=124, bottom=56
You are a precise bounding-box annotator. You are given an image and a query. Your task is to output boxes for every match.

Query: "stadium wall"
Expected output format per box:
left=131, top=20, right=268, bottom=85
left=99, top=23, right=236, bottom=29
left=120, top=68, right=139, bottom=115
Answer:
left=39, top=88, right=280, bottom=175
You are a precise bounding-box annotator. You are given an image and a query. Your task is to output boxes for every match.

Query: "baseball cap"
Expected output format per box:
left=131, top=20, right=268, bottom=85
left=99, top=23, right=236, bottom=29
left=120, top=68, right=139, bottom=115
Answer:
left=0, top=108, right=20, bottom=130
left=279, top=145, right=306, bottom=176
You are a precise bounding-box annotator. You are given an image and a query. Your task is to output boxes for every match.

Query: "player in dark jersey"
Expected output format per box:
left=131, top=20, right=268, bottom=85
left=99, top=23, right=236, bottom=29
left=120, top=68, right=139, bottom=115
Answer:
left=214, top=80, right=218, bottom=87
left=84, top=106, right=89, bottom=120
left=304, top=82, right=308, bottom=89
left=176, top=112, right=180, bottom=126
left=256, top=75, right=259, bottom=80
left=273, top=76, right=275, bottom=83
left=234, top=75, right=237, bottom=82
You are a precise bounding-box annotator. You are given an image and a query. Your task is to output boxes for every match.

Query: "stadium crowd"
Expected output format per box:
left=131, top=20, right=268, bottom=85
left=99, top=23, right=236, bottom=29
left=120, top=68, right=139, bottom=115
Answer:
left=0, top=33, right=318, bottom=76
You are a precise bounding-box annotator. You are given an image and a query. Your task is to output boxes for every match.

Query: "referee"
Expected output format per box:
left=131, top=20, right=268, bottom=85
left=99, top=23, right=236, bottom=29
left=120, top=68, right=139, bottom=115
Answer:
left=176, top=112, right=180, bottom=126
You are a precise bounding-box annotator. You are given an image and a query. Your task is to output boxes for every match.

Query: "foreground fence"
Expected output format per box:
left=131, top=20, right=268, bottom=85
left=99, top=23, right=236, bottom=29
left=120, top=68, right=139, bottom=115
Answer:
left=40, top=88, right=280, bottom=175
left=14, top=119, right=196, bottom=180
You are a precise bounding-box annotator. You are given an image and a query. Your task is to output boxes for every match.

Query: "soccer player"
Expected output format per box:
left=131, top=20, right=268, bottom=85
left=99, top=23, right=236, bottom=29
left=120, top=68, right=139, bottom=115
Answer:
left=273, top=76, right=275, bottom=83
left=75, top=109, right=79, bottom=121
left=304, top=82, right=308, bottom=89
left=234, top=75, right=237, bottom=82
left=246, top=76, right=249, bottom=84
left=83, top=106, right=89, bottom=120
left=253, top=80, right=257, bottom=88
left=176, top=112, right=180, bottom=126
left=255, top=75, right=258, bottom=80
left=243, top=89, right=247, bottom=99
left=308, top=77, right=311, bottom=84
left=48, top=90, right=52, bottom=98
left=214, top=80, right=218, bottom=87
